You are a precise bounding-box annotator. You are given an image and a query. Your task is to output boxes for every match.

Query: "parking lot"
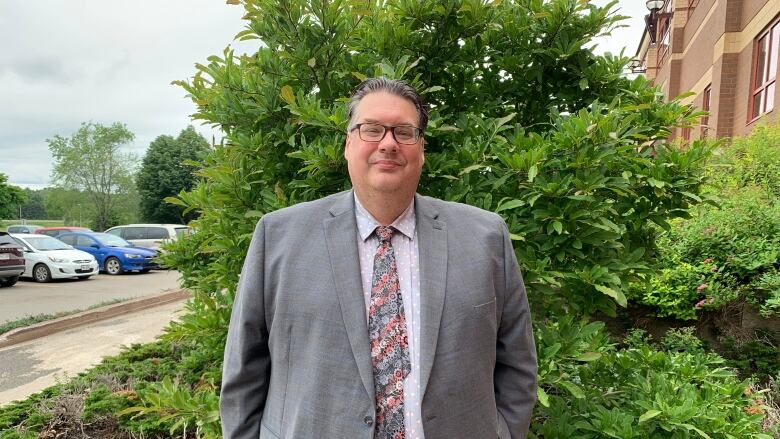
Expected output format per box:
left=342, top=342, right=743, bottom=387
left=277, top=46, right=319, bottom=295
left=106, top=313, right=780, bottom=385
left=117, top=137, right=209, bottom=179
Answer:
left=0, top=270, right=181, bottom=323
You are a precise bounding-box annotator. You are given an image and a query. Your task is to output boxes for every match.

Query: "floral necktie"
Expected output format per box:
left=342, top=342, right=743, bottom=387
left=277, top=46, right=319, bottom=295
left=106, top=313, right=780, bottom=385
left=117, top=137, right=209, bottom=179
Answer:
left=369, top=226, right=410, bottom=438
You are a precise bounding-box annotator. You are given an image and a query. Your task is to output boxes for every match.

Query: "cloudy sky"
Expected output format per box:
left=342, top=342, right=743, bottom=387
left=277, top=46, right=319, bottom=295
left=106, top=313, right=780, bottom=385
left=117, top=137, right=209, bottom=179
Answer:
left=0, top=0, right=646, bottom=189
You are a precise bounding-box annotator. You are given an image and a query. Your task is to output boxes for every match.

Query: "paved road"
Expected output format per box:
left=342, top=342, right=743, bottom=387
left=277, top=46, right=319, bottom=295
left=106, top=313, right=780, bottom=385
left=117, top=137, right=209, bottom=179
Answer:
left=0, top=299, right=186, bottom=405
left=0, top=270, right=181, bottom=323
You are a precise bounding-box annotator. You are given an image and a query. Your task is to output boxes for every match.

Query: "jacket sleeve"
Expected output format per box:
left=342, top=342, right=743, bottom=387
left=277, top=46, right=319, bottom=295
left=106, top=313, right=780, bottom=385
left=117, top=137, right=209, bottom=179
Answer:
left=220, top=218, right=270, bottom=439
left=494, top=218, right=537, bottom=439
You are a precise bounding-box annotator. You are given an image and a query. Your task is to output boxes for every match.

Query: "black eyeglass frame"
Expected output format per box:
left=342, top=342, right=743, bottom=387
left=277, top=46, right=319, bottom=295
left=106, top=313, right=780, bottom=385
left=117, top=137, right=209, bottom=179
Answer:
left=348, top=123, right=423, bottom=145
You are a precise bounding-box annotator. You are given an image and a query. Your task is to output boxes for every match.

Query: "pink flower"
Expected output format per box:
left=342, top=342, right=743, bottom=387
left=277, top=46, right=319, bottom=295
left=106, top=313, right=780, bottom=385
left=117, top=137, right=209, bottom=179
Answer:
left=697, top=283, right=708, bottom=292
left=703, top=258, right=713, bottom=264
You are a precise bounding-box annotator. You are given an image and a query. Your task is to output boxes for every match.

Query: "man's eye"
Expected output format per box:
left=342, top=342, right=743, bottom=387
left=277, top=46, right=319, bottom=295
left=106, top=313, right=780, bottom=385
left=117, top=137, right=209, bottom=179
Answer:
left=395, top=128, right=414, bottom=137
left=364, top=127, right=383, bottom=135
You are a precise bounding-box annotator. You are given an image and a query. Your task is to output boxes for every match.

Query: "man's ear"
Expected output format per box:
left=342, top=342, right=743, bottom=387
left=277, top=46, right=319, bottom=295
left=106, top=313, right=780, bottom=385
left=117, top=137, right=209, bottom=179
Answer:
left=344, top=132, right=351, bottom=160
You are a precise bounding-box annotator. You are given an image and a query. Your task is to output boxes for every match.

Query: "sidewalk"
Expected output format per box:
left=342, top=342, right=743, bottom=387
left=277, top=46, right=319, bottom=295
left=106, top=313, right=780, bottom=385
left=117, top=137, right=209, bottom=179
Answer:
left=0, top=295, right=188, bottom=406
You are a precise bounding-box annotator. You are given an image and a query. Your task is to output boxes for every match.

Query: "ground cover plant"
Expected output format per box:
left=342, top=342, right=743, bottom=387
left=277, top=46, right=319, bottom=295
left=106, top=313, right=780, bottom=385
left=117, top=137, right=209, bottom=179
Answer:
left=0, top=0, right=775, bottom=437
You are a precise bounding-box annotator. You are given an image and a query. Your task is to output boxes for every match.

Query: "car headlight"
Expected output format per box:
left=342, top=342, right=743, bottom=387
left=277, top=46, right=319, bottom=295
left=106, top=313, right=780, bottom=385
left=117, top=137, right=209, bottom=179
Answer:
left=48, top=256, right=68, bottom=263
left=124, top=253, right=142, bottom=259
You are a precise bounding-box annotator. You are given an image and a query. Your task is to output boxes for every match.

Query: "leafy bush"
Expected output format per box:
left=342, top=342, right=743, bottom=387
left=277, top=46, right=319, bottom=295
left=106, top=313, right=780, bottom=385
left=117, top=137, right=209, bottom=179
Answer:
left=721, top=332, right=780, bottom=383
left=630, top=186, right=779, bottom=319
left=660, top=326, right=706, bottom=353
left=708, top=124, right=780, bottom=196
left=533, top=318, right=771, bottom=438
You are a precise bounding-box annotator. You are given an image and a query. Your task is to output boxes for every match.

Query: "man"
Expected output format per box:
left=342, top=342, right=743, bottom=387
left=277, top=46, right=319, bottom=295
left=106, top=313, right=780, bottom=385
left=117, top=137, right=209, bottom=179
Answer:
left=220, top=77, right=537, bottom=439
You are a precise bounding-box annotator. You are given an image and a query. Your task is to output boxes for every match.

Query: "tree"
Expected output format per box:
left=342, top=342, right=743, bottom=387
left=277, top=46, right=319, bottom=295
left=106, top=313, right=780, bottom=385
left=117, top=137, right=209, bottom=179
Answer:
left=0, top=173, right=26, bottom=219
left=137, top=126, right=210, bottom=223
left=20, top=189, right=46, bottom=220
left=47, top=122, right=137, bottom=231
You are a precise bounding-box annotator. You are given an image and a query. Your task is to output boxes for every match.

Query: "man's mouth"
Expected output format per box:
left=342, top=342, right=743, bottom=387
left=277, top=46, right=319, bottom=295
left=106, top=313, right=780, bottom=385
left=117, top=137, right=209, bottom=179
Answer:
left=372, top=159, right=403, bottom=169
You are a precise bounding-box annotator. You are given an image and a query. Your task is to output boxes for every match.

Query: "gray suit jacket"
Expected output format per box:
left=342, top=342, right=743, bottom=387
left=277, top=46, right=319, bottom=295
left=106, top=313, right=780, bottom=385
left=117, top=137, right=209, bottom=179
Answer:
left=221, top=190, right=537, bottom=439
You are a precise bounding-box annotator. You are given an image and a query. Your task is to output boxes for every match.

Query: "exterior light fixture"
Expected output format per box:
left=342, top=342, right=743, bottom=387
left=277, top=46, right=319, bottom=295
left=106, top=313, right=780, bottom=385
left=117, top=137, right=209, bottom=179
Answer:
left=644, top=0, right=669, bottom=45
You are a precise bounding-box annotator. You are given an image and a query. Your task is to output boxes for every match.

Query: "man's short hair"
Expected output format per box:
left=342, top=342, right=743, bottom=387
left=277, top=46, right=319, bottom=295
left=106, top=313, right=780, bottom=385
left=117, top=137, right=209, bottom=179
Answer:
left=347, top=77, right=429, bottom=132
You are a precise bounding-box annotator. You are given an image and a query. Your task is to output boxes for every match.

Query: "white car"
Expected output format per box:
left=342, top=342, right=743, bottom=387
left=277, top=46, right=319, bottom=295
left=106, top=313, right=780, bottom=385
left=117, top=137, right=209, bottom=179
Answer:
left=11, top=233, right=99, bottom=282
left=104, top=224, right=190, bottom=251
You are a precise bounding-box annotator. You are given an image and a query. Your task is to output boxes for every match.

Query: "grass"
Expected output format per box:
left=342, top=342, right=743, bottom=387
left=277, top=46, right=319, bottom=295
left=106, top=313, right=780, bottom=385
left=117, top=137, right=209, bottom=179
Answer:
left=0, top=298, right=130, bottom=336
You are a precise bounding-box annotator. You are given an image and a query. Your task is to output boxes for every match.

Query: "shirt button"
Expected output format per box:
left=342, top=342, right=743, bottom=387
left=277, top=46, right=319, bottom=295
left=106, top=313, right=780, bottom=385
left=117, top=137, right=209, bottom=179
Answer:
left=364, top=416, right=373, bottom=426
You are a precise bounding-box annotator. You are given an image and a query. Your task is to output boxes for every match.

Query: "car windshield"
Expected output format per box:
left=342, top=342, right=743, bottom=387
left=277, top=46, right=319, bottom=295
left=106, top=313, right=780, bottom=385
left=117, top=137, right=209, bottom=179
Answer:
left=175, top=227, right=190, bottom=237
left=23, top=236, right=71, bottom=251
left=94, top=233, right=132, bottom=247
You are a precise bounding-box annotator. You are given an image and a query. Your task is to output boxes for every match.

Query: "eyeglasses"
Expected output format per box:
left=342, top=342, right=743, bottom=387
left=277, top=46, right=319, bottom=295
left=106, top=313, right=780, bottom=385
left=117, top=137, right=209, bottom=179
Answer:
left=349, top=123, right=422, bottom=145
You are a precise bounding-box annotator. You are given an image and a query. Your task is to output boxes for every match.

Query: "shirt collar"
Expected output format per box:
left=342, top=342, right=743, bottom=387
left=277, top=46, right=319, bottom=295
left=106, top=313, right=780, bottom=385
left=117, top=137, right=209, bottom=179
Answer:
left=354, top=193, right=416, bottom=242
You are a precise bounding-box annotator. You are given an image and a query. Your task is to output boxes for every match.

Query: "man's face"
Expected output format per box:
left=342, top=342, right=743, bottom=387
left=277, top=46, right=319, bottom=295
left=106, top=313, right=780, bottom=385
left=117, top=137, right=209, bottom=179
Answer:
left=344, top=91, right=424, bottom=198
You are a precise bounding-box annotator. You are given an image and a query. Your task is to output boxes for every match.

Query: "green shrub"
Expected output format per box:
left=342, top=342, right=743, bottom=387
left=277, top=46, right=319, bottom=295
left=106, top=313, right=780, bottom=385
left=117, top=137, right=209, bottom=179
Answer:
left=721, top=332, right=780, bottom=383
left=660, top=327, right=706, bottom=353
left=533, top=318, right=771, bottom=438
left=631, top=185, right=779, bottom=319
left=708, top=124, right=780, bottom=196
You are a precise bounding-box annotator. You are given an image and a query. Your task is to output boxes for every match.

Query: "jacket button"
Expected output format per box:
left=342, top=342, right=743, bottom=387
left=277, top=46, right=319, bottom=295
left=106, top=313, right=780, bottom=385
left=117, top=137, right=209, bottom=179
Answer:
left=364, top=416, right=373, bottom=426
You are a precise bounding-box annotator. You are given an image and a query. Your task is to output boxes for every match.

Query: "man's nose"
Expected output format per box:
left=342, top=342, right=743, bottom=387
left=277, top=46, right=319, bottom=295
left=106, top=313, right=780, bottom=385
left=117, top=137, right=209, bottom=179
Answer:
left=377, top=129, right=398, bottom=153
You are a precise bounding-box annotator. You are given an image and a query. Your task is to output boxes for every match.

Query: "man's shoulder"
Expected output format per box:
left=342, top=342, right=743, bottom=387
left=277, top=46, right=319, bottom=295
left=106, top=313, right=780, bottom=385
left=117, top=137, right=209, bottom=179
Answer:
left=417, top=194, right=503, bottom=225
left=262, top=190, right=349, bottom=224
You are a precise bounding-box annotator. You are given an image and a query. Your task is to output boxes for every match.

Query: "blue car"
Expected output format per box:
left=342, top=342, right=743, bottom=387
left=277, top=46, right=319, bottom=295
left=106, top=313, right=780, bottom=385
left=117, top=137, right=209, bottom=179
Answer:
left=57, top=232, right=160, bottom=275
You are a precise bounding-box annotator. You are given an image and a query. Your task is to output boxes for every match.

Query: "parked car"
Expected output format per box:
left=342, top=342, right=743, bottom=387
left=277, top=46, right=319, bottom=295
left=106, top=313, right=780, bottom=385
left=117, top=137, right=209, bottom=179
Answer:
left=11, top=233, right=99, bottom=282
left=0, top=232, right=25, bottom=287
left=6, top=224, right=43, bottom=234
left=57, top=232, right=160, bottom=275
left=104, top=224, right=190, bottom=251
left=35, top=226, right=93, bottom=237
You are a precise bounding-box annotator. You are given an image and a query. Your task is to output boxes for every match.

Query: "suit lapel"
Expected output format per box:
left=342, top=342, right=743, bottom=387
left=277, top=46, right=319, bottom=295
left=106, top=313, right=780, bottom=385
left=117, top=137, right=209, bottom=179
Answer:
left=323, top=191, right=375, bottom=404
left=415, top=194, right=447, bottom=398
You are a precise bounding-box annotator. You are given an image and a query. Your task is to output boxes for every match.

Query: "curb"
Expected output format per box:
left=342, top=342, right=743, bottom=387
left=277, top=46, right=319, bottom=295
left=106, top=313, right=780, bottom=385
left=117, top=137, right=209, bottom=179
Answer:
left=0, top=289, right=191, bottom=349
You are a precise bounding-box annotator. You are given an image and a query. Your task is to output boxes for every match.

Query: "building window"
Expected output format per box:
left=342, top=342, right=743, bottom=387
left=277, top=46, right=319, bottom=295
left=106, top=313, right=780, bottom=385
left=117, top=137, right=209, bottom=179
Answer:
left=656, top=0, right=673, bottom=67
left=749, top=19, right=780, bottom=121
left=681, top=126, right=692, bottom=142
left=701, top=85, right=711, bottom=138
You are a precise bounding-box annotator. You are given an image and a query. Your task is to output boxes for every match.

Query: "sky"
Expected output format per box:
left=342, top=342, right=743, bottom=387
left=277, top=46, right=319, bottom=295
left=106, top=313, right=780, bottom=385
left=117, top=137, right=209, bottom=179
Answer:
left=0, top=0, right=647, bottom=190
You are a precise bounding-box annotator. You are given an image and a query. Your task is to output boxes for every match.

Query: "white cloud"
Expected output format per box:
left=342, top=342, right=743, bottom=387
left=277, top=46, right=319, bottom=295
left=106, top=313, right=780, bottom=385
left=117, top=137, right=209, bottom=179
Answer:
left=0, top=0, right=254, bottom=188
left=0, top=0, right=647, bottom=189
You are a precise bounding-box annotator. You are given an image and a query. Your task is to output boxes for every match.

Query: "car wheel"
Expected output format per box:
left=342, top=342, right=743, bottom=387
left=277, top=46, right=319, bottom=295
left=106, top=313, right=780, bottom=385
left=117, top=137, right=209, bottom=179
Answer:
left=141, top=269, right=151, bottom=273
left=33, top=264, right=52, bottom=283
left=0, top=276, right=18, bottom=287
left=77, top=275, right=91, bottom=280
left=105, top=257, right=122, bottom=275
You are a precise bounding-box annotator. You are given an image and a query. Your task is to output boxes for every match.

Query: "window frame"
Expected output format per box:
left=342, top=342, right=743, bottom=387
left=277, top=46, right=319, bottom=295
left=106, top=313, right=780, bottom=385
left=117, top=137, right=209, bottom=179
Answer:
left=656, top=0, right=674, bottom=68
left=701, top=85, right=712, bottom=138
left=748, top=17, right=780, bottom=123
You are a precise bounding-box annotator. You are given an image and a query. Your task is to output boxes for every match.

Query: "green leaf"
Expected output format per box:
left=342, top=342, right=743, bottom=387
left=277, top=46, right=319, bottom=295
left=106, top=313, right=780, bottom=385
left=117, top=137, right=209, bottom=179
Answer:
left=496, top=112, right=516, bottom=128
left=496, top=199, right=525, bottom=213
left=594, top=284, right=627, bottom=307
left=680, top=423, right=712, bottom=439
left=459, top=164, right=485, bottom=176
left=576, top=351, right=601, bottom=362
left=307, top=58, right=316, bottom=68
left=423, top=85, right=445, bottom=94
left=244, top=210, right=263, bottom=218
left=552, top=220, right=563, bottom=234
left=528, top=164, right=538, bottom=182
left=559, top=380, right=585, bottom=399
left=280, top=85, right=295, bottom=105
left=578, top=78, right=588, bottom=90
left=352, top=71, right=367, bottom=81
left=537, top=387, right=550, bottom=407
left=638, top=409, right=662, bottom=423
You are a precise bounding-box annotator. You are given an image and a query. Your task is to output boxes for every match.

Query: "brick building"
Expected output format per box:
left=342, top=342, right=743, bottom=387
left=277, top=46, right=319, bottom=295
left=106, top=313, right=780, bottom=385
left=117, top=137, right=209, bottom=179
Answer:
left=636, top=0, right=780, bottom=140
